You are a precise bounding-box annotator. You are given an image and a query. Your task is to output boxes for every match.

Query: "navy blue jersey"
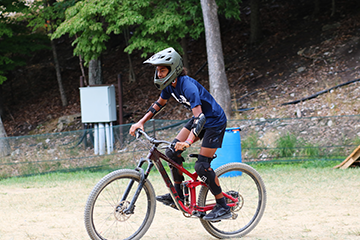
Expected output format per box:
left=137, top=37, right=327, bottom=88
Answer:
left=160, top=75, right=227, bottom=128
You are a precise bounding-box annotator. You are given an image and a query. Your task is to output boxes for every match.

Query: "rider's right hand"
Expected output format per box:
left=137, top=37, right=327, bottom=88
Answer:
left=129, top=122, right=144, bottom=137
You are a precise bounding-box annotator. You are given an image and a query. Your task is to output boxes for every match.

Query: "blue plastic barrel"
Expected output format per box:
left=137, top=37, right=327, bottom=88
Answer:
left=212, top=127, right=242, bottom=177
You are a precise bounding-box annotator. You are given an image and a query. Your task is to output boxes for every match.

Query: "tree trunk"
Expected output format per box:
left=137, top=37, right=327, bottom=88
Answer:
left=0, top=84, right=3, bottom=117
left=181, top=37, right=191, bottom=75
left=0, top=116, right=10, bottom=157
left=46, top=0, right=67, bottom=107
left=331, top=0, right=335, bottom=17
left=126, top=53, right=136, bottom=83
left=250, top=0, right=262, bottom=44
left=313, top=0, right=320, bottom=18
left=200, top=0, right=231, bottom=118
left=123, top=27, right=136, bottom=83
left=78, top=54, right=88, bottom=86
left=88, top=58, right=103, bottom=85
left=51, top=39, right=68, bottom=106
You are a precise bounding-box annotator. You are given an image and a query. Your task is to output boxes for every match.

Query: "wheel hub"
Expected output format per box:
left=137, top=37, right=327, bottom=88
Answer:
left=114, top=201, right=132, bottom=221
left=226, top=190, right=244, bottom=212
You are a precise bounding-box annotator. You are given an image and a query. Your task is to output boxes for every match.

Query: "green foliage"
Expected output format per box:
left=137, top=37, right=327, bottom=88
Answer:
left=217, top=0, right=242, bottom=20
left=270, top=132, right=298, bottom=158
left=299, top=142, right=320, bottom=158
left=24, top=0, right=79, bottom=34
left=0, top=2, right=50, bottom=84
left=353, top=136, right=360, bottom=146
left=241, top=132, right=262, bottom=159
left=268, top=133, right=327, bottom=160
left=250, top=159, right=342, bottom=169
left=125, top=0, right=241, bottom=56
left=52, top=0, right=148, bottom=64
left=0, top=0, right=26, bottom=13
left=52, top=0, right=242, bottom=62
left=124, top=0, right=204, bottom=56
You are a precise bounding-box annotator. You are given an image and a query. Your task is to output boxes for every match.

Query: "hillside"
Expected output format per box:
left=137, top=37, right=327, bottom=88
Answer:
left=2, top=0, right=360, bottom=136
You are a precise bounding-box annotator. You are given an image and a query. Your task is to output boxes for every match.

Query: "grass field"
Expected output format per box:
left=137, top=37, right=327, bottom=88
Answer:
left=0, top=161, right=359, bottom=240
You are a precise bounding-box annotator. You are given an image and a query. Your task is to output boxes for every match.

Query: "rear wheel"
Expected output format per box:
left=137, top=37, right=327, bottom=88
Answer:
left=84, top=169, right=156, bottom=240
left=198, top=162, right=266, bottom=238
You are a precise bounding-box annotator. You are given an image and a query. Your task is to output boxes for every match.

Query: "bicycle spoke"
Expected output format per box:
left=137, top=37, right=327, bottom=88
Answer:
left=198, top=163, right=266, bottom=238
left=85, top=170, right=156, bottom=240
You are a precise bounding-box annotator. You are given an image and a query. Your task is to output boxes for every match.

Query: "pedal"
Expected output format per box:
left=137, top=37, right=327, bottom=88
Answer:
left=192, top=211, right=206, bottom=218
left=169, top=203, right=178, bottom=209
left=210, top=220, right=221, bottom=223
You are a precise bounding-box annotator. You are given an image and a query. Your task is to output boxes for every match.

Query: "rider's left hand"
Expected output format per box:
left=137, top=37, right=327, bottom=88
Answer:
left=175, top=142, right=190, bottom=151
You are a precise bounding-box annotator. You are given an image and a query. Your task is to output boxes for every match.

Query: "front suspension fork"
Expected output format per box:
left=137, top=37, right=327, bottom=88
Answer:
left=120, top=158, right=154, bottom=214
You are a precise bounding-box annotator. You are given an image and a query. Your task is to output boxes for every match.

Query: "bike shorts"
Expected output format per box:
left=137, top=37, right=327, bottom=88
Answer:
left=184, top=119, right=226, bottom=149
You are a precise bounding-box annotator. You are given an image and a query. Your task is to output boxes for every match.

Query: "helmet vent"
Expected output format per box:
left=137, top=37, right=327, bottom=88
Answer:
left=166, top=57, right=171, bottom=61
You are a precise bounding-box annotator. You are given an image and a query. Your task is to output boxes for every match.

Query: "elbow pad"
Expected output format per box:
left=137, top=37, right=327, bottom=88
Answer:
left=192, top=113, right=206, bottom=137
left=146, top=101, right=166, bottom=118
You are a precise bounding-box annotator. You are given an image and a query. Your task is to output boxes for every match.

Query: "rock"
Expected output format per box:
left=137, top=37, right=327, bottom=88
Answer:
left=11, top=149, right=20, bottom=156
left=327, top=120, right=333, bottom=127
left=297, top=67, right=306, bottom=73
left=322, top=22, right=341, bottom=31
left=57, top=113, right=81, bottom=130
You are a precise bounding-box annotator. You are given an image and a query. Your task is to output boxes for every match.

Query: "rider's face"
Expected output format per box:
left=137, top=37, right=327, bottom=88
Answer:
left=156, top=66, right=169, bottom=79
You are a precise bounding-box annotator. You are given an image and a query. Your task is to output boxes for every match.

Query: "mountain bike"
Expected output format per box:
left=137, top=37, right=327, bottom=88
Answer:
left=84, top=129, right=267, bottom=239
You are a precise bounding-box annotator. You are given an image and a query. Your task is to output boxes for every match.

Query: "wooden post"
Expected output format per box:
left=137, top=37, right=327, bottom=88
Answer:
left=117, top=74, right=124, bottom=148
left=117, top=74, right=123, bottom=125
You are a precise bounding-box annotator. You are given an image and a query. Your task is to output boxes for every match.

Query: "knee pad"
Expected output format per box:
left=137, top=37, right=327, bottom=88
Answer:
left=195, top=155, right=222, bottom=196
left=166, top=139, right=185, bottom=182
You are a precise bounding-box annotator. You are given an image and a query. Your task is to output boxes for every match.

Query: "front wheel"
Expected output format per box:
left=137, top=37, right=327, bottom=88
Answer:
left=198, top=162, right=266, bottom=238
left=84, top=169, right=156, bottom=240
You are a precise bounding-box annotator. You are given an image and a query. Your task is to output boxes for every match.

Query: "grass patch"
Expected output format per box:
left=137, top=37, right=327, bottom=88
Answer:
left=249, top=159, right=343, bottom=170
left=241, top=132, right=263, bottom=159
left=270, top=132, right=297, bottom=157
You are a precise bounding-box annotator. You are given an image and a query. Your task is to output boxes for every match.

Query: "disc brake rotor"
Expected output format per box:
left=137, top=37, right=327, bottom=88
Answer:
left=114, top=200, right=131, bottom=222
left=227, top=190, right=244, bottom=212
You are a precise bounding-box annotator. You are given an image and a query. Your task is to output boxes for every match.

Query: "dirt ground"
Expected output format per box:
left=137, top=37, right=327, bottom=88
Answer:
left=0, top=166, right=359, bottom=240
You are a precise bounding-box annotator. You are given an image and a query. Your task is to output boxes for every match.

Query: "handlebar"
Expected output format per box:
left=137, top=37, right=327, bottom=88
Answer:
left=135, top=129, right=172, bottom=147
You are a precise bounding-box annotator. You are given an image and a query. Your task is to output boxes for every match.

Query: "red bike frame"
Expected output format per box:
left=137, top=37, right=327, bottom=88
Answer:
left=142, top=144, right=238, bottom=215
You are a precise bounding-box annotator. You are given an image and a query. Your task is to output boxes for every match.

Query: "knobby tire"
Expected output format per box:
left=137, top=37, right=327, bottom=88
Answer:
left=84, top=169, right=156, bottom=240
left=198, top=162, right=267, bottom=238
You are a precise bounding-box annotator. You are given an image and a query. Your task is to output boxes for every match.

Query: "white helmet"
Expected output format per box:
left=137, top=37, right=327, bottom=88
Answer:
left=143, top=47, right=183, bottom=90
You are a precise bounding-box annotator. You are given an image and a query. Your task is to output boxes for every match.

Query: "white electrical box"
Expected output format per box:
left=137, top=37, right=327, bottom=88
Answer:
left=80, top=86, right=117, bottom=123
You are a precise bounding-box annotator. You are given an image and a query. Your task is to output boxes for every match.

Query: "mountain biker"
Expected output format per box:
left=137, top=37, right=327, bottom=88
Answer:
left=129, top=47, right=231, bottom=221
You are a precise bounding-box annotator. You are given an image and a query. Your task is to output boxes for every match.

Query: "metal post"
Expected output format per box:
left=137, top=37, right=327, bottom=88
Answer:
left=110, top=122, right=114, bottom=152
left=105, top=122, right=111, bottom=154
left=94, top=123, right=99, bottom=155
left=99, top=123, right=105, bottom=155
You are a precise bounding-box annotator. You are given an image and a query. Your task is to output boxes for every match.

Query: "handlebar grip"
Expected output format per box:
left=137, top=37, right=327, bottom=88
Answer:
left=135, top=128, right=143, bottom=139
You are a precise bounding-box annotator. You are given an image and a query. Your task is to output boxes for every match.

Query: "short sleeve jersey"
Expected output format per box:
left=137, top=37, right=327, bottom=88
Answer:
left=160, top=75, right=227, bottom=128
